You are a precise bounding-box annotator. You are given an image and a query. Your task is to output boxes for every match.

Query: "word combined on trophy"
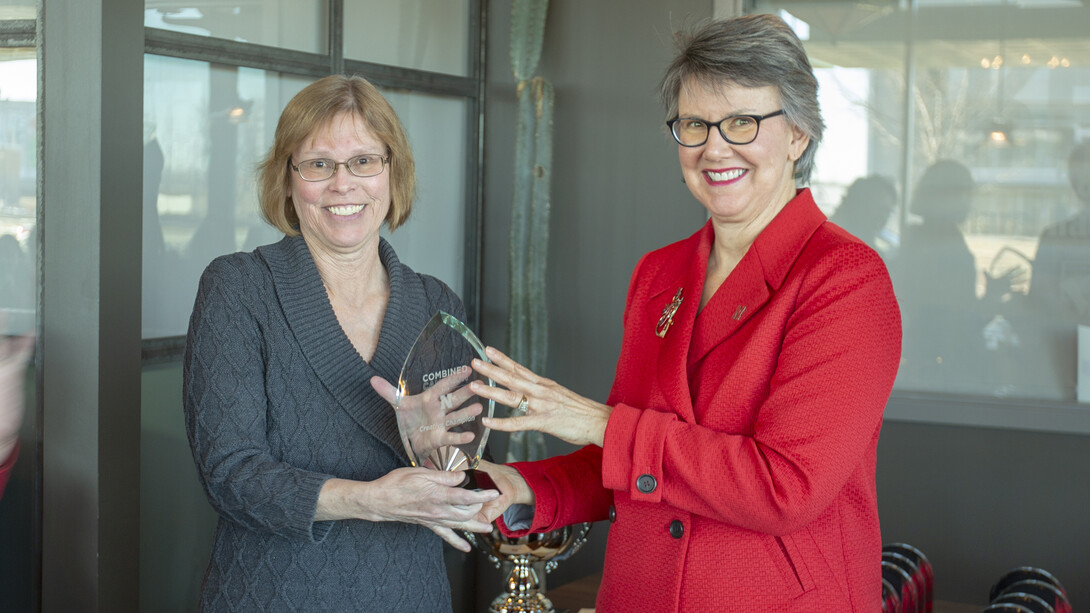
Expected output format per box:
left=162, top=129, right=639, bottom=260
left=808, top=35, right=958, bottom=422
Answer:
left=395, top=310, right=494, bottom=488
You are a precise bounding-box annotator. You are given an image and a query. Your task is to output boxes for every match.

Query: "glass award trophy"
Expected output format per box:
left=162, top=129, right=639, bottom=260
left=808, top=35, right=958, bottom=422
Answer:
left=395, top=310, right=494, bottom=487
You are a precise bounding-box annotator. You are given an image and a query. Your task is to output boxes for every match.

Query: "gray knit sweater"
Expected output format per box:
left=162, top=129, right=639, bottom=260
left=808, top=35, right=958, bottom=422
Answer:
left=183, top=235, right=461, bottom=612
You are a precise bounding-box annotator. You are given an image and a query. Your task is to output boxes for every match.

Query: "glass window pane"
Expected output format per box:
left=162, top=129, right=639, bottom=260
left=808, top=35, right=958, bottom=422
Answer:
left=143, top=56, right=304, bottom=339
left=753, top=1, right=1090, bottom=404
left=380, top=90, right=467, bottom=298
left=144, top=1, right=327, bottom=54
left=0, top=49, right=36, bottom=335
left=344, top=0, right=470, bottom=76
left=896, top=2, right=1089, bottom=402
left=0, top=46, right=36, bottom=612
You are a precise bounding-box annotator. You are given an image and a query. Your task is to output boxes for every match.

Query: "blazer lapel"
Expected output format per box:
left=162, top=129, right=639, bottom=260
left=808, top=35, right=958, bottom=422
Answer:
left=689, top=251, right=770, bottom=365
left=645, top=223, right=714, bottom=424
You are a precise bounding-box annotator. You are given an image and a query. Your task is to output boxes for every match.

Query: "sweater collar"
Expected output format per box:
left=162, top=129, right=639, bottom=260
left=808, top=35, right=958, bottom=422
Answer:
left=258, top=235, right=420, bottom=465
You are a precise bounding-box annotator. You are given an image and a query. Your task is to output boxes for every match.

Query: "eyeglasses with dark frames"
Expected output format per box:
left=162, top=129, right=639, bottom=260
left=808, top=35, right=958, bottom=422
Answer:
left=290, top=154, right=389, bottom=181
left=667, top=110, right=785, bottom=147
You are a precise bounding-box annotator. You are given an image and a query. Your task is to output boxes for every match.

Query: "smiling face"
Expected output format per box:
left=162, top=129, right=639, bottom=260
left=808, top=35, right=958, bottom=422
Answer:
left=290, top=111, right=390, bottom=259
left=677, top=80, right=809, bottom=230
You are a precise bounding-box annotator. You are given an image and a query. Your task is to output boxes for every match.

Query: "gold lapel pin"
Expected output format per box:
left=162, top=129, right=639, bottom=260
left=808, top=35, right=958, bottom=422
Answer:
left=655, top=288, right=684, bottom=338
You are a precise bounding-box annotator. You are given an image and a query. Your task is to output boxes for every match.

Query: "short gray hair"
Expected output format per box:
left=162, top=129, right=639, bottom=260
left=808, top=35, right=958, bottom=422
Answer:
left=659, top=14, right=824, bottom=183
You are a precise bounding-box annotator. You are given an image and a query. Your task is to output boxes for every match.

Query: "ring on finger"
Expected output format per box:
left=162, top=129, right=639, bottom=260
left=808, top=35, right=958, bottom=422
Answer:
left=517, top=395, right=530, bottom=414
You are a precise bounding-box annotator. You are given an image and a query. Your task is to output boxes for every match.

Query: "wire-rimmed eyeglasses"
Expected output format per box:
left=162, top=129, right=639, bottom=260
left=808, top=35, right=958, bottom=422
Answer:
left=290, top=154, right=389, bottom=182
left=666, top=110, right=785, bottom=147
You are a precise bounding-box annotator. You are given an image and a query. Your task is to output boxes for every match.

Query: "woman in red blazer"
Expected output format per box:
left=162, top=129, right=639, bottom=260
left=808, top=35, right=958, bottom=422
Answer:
left=472, top=14, right=901, bottom=612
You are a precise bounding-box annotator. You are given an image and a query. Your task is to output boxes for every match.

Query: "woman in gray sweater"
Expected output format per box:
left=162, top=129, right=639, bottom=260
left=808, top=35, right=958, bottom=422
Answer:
left=183, top=75, right=499, bottom=612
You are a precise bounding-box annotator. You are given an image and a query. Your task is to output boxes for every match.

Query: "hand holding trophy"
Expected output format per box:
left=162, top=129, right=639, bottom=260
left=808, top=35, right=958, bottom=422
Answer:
left=395, top=311, right=494, bottom=488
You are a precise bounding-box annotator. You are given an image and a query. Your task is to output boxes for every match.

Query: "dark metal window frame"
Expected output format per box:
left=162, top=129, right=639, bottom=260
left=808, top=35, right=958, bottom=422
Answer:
left=140, top=0, right=487, bottom=364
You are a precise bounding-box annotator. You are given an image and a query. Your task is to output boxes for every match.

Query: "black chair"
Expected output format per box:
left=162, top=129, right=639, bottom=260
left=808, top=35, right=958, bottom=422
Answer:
left=882, top=577, right=901, bottom=613
left=884, top=542, right=934, bottom=612
left=989, top=567, right=1067, bottom=602
left=992, top=591, right=1055, bottom=613
left=995, top=580, right=1071, bottom=613
left=980, top=605, right=1034, bottom=613
left=882, top=551, right=925, bottom=613
left=882, top=560, right=919, bottom=613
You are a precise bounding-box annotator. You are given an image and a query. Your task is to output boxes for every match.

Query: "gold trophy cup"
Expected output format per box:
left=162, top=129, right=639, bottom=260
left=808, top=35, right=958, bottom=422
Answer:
left=468, top=523, right=592, bottom=613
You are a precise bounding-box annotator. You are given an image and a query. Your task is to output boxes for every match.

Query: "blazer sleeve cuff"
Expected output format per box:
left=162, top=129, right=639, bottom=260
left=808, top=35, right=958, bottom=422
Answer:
left=603, top=404, right=676, bottom=503
left=496, top=446, right=611, bottom=536
left=300, top=472, right=336, bottom=543
left=494, top=460, right=559, bottom=536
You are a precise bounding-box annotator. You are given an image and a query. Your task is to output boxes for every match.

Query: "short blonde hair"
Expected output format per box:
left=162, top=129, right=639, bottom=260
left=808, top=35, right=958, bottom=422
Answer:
left=258, top=74, right=416, bottom=234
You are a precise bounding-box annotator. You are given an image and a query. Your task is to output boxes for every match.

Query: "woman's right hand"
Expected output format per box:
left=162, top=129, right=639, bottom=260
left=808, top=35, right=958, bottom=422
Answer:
left=315, top=467, right=499, bottom=552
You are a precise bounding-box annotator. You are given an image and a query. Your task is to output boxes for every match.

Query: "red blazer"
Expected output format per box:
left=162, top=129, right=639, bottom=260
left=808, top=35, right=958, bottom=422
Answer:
left=508, top=190, right=901, bottom=612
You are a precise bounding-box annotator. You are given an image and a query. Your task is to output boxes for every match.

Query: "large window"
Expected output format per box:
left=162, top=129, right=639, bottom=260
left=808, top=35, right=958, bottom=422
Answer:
left=749, top=0, right=1090, bottom=430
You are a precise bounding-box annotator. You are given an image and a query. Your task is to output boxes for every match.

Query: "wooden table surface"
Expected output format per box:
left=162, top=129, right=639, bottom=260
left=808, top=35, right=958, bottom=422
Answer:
left=547, top=573, right=984, bottom=613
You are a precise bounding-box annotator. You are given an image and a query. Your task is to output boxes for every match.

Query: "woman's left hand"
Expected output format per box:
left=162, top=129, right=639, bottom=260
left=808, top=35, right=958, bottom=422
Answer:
left=469, top=346, right=612, bottom=448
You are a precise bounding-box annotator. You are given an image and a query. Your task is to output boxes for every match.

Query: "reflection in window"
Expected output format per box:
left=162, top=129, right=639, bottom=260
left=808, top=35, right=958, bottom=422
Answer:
left=753, top=1, right=1090, bottom=403
left=0, top=47, right=35, bottom=613
left=143, top=56, right=294, bottom=339
left=0, top=50, right=35, bottom=336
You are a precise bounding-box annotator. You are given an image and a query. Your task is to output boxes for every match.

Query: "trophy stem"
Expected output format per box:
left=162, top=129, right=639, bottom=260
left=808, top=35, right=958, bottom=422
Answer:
left=488, top=556, right=555, bottom=613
